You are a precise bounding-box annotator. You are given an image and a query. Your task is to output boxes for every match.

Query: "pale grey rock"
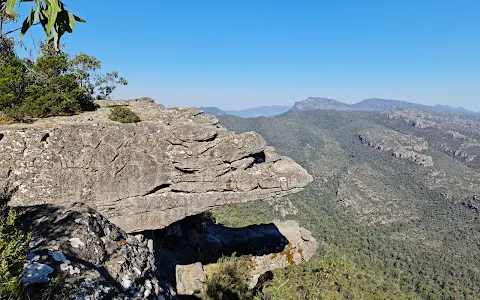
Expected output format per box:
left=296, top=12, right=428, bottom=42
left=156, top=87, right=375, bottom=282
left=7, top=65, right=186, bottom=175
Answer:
left=0, top=99, right=312, bottom=233
left=176, top=263, right=206, bottom=295
left=230, top=157, right=255, bottom=170
left=21, top=262, right=54, bottom=285
left=135, top=234, right=145, bottom=243
left=74, top=278, right=113, bottom=300
left=357, top=130, right=434, bottom=167
left=69, top=237, right=85, bottom=249
left=247, top=220, right=317, bottom=288
left=18, top=203, right=160, bottom=299
left=195, top=220, right=318, bottom=291
left=171, top=220, right=317, bottom=295
left=264, top=146, right=280, bottom=163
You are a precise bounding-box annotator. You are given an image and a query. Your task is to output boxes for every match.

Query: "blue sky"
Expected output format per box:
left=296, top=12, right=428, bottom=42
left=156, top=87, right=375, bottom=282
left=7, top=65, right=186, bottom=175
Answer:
left=9, top=0, right=480, bottom=110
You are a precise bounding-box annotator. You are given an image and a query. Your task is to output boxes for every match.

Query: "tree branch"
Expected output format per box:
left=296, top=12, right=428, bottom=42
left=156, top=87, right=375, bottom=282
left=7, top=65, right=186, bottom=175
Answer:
left=4, top=21, right=40, bottom=36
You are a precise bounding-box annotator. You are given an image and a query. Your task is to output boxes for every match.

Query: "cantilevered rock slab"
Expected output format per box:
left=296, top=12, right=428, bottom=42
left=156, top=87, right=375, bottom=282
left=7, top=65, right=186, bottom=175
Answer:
left=0, top=98, right=313, bottom=232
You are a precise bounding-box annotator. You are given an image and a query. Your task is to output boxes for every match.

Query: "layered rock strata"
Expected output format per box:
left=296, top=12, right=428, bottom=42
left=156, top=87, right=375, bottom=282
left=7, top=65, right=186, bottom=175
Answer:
left=0, top=98, right=313, bottom=233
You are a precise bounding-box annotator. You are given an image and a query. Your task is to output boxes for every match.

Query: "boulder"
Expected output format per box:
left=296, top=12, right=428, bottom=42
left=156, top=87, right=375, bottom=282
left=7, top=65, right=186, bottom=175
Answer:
left=0, top=99, right=313, bottom=233
left=248, top=220, right=318, bottom=288
left=17, top=203, right=162, bottom=299
left=176, top=263, right=206, bottom=295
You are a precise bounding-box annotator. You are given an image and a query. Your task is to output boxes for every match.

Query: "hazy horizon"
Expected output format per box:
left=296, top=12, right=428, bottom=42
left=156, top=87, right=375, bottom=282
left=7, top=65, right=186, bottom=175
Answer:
left=9, top=0, right=480, bottom=111
left=194, top=96, right=480, bottom=112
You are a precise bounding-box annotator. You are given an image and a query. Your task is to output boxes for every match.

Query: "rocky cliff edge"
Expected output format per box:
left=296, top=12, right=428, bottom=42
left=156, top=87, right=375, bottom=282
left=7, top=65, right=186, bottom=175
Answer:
left=0, top=98, right=313, bottom=233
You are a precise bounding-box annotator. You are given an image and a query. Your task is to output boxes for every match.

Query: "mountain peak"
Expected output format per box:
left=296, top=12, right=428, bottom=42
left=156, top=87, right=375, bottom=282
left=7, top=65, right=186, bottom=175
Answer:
left=293, top=97, right=352, bottom=111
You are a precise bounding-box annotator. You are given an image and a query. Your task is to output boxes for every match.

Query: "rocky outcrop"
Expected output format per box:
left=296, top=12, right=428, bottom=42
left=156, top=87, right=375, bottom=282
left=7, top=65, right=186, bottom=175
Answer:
left=336, top=165, right=419, bottom=225
left=357, top=129, right=434, bottom=167
left=0, top=98, right=312, bottom=233
left=383, top=109, right=438, bottom=128
left=18, top=203, right=163, bottom=299
left=382, top=109, right=480, bottom=167
left=246, top=220, right=317, bottom=287
left=174, top=220, right=318, bottom=295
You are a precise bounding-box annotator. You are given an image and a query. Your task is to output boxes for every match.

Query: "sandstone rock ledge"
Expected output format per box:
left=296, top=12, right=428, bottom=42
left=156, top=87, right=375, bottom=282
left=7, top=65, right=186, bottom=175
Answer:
left=0, top=98, right=313, bottom=233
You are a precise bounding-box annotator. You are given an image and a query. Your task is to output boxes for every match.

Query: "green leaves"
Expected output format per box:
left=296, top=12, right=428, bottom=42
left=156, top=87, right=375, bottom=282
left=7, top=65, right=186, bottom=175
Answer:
left=67, top=12, right=75, bottom=30
left=19, top=5, right=39, bottom=38
left=5, top=0, right=85, bottom=50
left=44, top=0, right=61, bottom=37
left=5, top=0, right=18, bottom=15
left=0, top=187, right=32, bottom=299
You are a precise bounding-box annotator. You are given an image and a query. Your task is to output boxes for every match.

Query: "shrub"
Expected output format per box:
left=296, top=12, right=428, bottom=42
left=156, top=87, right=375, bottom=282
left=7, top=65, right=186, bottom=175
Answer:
left=0, top=44, right=94, bottom=121
left=109, top=106, right=141, bottom=123
left=0, top=41, right=125, bottom=122
left=0, top=111, right=12, bottom=124
left=0, top=57, right=28, bottom=111
left=0, top=37, right=15, bottom=65
left=0, top=187, right=32, bottom=299
left=203, top=255, right=253, bottom=300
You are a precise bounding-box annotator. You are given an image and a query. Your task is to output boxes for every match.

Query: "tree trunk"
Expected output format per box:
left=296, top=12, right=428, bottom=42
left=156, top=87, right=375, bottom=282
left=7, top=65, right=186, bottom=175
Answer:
left=0, top=14, right=4, bottom=37
left=0, top=1, right=5, bottom=37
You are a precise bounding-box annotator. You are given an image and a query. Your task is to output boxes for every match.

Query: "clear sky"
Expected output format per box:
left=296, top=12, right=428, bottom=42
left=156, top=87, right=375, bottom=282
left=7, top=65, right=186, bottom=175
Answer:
left=10, top=0, right=480, bottom=110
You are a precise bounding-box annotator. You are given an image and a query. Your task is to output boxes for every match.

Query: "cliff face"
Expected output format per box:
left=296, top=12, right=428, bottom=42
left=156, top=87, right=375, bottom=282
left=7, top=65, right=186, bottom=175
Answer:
left=0, top=98, right=312, bottom=233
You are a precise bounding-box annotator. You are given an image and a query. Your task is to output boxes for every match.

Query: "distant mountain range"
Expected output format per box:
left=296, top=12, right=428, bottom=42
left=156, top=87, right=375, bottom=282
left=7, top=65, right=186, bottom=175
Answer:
left=197, top=107, right=229, bottom=116
left=292, top=97, right=480, bottom=117
left=197, top=105, right=291, bottom=118
left=198, top=97, right=480, bottom=118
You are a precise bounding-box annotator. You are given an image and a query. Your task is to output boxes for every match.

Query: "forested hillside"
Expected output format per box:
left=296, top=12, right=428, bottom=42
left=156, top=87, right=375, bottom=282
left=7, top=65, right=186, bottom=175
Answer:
left=215, top=109, right=480, bottom=299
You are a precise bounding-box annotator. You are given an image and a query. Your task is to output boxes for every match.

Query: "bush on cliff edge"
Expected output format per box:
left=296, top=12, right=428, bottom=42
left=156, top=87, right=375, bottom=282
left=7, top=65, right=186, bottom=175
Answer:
left=109, top=106, right=141, bottom=123
left=0, top=38, right=127, bottom=122
left=203, top=255, right=254, bottom=300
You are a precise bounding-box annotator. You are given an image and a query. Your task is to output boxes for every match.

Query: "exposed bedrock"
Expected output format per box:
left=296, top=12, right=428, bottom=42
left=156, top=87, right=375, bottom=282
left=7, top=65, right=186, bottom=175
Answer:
left=138, top=214, right=317, bottom=295
left=0, top=98, right=313, bottom=232
left=17, top=203, right=162, bottom=299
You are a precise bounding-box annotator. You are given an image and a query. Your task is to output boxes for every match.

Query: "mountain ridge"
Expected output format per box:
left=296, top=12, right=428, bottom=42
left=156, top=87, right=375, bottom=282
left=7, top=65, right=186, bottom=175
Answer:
left=198, top=105, right=291, bottom=118
left=199, top=97, right=480, bottom=118
left=294, top=97, right=480, bottom=116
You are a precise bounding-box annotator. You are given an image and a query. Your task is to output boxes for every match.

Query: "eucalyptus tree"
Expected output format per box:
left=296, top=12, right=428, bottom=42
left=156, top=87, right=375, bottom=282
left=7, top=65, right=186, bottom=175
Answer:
left=1, top=0, right=84, bottom=49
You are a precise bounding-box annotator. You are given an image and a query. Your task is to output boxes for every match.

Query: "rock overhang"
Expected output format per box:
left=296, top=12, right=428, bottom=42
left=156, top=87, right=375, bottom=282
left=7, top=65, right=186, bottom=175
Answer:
left=0, top=98, right=313, bottom=233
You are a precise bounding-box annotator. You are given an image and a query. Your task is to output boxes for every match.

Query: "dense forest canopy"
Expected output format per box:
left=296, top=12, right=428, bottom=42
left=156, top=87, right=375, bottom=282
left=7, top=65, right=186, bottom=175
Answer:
left=215, top=110, right=480, bottom=299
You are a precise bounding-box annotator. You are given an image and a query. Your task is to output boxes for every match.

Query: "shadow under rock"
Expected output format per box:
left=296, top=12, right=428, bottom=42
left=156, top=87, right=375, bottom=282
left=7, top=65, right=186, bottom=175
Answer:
left=138, top=214, right=289, bottom=287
